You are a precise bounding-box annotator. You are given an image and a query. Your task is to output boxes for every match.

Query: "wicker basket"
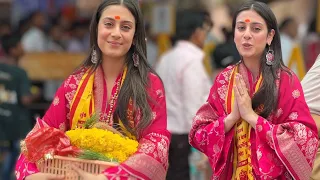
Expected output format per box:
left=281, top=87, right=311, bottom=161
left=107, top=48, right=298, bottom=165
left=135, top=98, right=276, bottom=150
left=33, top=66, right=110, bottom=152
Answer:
left=37, top=155, right=118, bottom=179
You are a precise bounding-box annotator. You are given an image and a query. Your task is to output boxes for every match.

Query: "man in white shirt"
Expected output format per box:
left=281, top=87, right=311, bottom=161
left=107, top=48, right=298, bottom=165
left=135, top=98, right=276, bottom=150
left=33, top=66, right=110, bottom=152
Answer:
left=156, top=10, right=213, bottom=180
left=302, top=55, right=320, bottom=180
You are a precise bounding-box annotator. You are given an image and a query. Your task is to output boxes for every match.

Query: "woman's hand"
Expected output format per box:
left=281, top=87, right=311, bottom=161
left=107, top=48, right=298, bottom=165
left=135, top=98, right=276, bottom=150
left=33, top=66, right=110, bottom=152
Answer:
left=71, top=165, right=108, bottom=180
left=25, top=173, right=65, bottom=180
left=234, top=73, right=258, bottom=128
left=224, top=96, right=240, bottom=133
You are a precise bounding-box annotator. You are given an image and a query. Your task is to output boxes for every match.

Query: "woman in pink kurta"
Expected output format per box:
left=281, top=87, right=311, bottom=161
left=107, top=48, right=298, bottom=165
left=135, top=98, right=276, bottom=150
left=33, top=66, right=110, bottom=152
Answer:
left=189, top=2, right=318, bottom=180
left=15, top=0, right=170, bottom=180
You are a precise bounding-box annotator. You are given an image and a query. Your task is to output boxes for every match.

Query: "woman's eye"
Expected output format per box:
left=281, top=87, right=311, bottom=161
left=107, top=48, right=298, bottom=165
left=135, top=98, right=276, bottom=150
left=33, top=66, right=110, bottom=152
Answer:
left=253, top=27, right=261, bottom=32
left=104, top=22, right=113, bottom=27
left=121, top=25, right=131, bottom=31
left=237, top=26, right=245, bottom=31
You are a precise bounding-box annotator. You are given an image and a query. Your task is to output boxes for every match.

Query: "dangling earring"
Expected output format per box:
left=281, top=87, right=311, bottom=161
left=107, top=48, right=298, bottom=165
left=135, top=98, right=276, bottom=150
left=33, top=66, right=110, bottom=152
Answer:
left=266, top=46, right=274, bottom=66
left=91, top=48, right=98, bottom=64
left=132, top=51, right=139, bottom=67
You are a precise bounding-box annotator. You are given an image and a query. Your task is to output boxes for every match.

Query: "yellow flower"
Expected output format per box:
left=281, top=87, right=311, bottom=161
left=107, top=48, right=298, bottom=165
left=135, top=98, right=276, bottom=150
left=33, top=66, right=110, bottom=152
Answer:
left=66, top=128, right=138, bottom=162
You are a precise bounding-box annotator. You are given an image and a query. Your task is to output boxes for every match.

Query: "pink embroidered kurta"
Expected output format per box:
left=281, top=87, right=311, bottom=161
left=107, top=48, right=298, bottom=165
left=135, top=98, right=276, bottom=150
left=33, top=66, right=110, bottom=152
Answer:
left=15, top=67, right=170, bottom=180
left=189, top=64, right=319, bottom=180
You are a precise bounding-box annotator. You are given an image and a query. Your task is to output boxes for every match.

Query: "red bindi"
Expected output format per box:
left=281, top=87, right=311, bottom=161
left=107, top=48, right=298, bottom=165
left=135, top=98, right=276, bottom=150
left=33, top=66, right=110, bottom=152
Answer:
left=115, top=16, right=120, bottom=20
left=245, top=19, right=250, bottom=23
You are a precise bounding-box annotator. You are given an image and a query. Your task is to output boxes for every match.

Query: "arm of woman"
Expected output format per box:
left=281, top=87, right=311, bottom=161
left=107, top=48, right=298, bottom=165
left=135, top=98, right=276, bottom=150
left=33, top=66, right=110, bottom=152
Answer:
left=189, top=68, right=237, bottom=175
left=102, top=74, right=170, bottom=180
left=253, top=72, right=319, bottom=179
left=15, top=78, right=71, bottom=180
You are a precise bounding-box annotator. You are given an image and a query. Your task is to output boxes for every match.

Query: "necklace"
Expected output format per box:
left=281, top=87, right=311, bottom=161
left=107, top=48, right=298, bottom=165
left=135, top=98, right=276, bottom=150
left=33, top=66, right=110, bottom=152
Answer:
left=103, top=67, right=127, bottom=124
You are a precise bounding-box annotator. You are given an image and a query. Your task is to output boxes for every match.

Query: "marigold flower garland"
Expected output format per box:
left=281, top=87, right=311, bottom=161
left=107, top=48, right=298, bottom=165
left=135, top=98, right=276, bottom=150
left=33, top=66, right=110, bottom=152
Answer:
left=65, top=128, right=138, bottom=162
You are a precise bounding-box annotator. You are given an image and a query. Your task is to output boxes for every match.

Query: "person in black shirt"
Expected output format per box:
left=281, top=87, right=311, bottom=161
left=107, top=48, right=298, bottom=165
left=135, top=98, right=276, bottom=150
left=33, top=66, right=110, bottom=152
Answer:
left=0, top=34, right=34, bottom=180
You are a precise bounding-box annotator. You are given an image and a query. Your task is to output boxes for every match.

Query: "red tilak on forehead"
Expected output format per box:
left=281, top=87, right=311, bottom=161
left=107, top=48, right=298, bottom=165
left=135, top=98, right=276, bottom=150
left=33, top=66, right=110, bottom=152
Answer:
left=245, top=19, right=250, bottom=23
left=115, top=16, right=120, bottom=20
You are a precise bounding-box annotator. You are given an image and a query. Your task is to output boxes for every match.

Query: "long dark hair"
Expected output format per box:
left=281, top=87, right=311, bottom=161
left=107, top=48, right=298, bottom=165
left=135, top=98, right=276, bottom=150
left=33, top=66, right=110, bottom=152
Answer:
left=81, top=0, right=156, bottom=137
left=232, top=1, right=289, bottom=118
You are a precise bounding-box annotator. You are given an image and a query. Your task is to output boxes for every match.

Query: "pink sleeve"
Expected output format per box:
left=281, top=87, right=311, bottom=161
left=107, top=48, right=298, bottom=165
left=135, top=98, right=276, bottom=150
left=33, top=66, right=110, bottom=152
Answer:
left=15, top=81, right=70, bottom=180
left=103, top=74, right=170, bottom=180
left=15, top=155, right=39, bottom=180
left=253, top=72, right=319, bottom=179
left=189, top=71, right=234, bottom=175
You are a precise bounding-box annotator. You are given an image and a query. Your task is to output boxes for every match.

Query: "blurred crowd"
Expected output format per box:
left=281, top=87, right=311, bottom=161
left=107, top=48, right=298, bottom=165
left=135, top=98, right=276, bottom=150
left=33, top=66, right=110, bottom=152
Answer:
left=0, top=11, right=90, bottom=55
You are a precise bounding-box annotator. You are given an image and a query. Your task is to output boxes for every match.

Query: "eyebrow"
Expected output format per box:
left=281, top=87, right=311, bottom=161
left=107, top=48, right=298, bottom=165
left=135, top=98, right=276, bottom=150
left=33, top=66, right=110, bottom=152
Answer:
left=103, top=17, right=134, bottom=24
left=236, top=21, right=263, bottom=25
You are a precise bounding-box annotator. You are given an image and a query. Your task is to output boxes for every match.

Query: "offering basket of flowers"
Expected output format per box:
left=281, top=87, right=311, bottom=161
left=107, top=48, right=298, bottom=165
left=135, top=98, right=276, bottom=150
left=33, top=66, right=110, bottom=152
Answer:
left=20, top=114, right=139, bottom=179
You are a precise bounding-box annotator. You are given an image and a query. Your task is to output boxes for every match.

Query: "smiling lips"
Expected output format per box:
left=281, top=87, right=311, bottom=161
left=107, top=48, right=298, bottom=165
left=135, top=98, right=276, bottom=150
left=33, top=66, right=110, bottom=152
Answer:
left=108, top=41, right=122, bottom=46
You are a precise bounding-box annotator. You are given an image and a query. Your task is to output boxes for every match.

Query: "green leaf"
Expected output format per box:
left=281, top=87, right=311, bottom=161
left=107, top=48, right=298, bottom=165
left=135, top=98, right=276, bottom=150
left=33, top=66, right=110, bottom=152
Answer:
left=84, top=113, right=98, bottom=129
left=78, top=150, right=118, bottom=163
